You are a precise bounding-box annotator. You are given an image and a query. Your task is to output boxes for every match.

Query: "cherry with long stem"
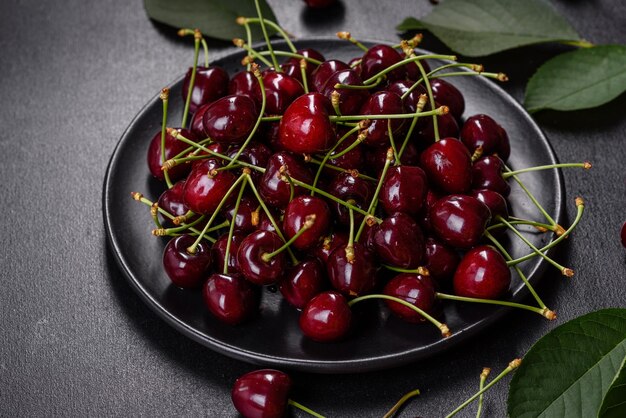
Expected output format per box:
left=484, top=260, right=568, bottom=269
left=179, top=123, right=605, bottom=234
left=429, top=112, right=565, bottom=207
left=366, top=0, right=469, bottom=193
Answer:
left=436, top=292, right=555, bottom=320
left=181, top=29, right=201, bottom=129
left=383, top=388, right=420, bottom=418
left=223, top=179, right=248, bottom=274
left=178, top=28, right=209, bottom=67
left=240, top=17, right=297, bottom=53
left=336, top=31, right=368, bottom=51
left=502, top=161, right=591, bottom=178
left=159, top=88, right=174, bottom=189
left=261, top=215, right=315, bottom=263
left=476, top=367, right=490, bottom=418
left=253, top=0, right=279, bottom=70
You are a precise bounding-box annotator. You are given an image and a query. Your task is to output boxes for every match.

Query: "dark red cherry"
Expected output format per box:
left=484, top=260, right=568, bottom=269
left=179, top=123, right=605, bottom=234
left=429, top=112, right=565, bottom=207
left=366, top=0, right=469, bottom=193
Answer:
left=227, top=141, right=272, bottom=181
left=190, top=103, right=211, bottom=138
left=387, top=79, right=428, bottom=114
left=419, top=137, right=472, bottom=194
left=359, top=91, right=405, bottom=147
left=430, top=79, right=465, bottom=121
left=158, top=180, right=189, bottom=226
left=419, top=189, right=443, bottom=234
left=380, top=165, right=428, bottom=216
left=163, top=235, right=212, bottom=288
left=453, top=245, right=511, bottom=299
left=231, top=369, right=292, bottom=418
left=223, top=195, right=261, bottom=234
left=303, top=0, right=337, bottom=8
left=325, top=129, right=364, bottom=176
left=256, top=208, right=282, bottom=234
left=311, top=60, right=350, bottom=93
left=321, top=68, right=370, bottom=115
left=430, top=195, right=491, bottom=249
left=364, top=141, right=419, bottom=176
left=360, top=44, right=406, bottom=83
left=299, top=291, right=352, bottom=342
left=183, top=158, right=237, bottom=215
left=254, top=71, right=304, bottom=115
left=182, top=66, right=229, bottom=114
left=472, top=155, right=511, bottom=197
left=471, top=189, right=509, bottom=221
left=326, top=172, right=374, bottom=226
left=313, top=231, right=348, bottom=264
left=147, top=128, right=198, bottom=181
left=373, top=213, right=425, bottom=269
left=424, top=237, right=460, bottom=286
left=327, top=243, right=377, bottom=297
left=212, top=231, right=245, bottom=274
left=202, top=94, right=259, bottom=144
left=278, top=93, right=335, bottom=154
left=237, top=230, right=286, bottom=286
left=283, top=195, right=331, bottom=251
left=460, top=114, right=511, bottom=161
left=383, top=273, right=436, bottom=323
left=282, top=48, right=325, bottom=86
left=403, top=52, right=431, bottom=81
left=259, top=152, right=314, bottom=208
left=279, top=259, right=327, bottom=309
left=228, top=70, right=257, bottom=100
left=285, top=48, right=326, bottom=67
left=203, top=273, right=259, bottom=325
left=417, top=109, right=460, bottom=144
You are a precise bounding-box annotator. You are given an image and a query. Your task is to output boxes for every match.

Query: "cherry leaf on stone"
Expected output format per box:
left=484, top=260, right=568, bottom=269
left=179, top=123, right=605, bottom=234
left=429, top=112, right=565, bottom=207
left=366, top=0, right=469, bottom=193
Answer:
left=396, top=0, right=582, bottom=56
left=144, top=0, right=277, bottom=41
left=507, top=308, right=626, bottom=418
left=525, top=45, right=626, bottom=113
left=598, top=356, right=626, bottom=418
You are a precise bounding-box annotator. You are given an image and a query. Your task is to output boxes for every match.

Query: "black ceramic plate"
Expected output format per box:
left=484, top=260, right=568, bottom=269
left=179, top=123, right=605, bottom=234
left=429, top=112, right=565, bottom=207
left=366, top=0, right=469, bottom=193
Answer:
left=104, top=39, right=564, bottom=373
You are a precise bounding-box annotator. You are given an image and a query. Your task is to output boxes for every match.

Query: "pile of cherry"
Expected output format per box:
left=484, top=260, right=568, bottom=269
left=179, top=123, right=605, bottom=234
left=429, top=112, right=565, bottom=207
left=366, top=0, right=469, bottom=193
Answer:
left=134, top=24, right=587, bottom=343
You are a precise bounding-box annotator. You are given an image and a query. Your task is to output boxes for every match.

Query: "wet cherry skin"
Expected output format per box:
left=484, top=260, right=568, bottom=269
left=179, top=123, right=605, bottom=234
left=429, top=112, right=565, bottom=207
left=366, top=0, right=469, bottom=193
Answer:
left=359, top=91, right=405, bottom=147
left=279, top=258, right=327, bottom=309
left=299, top=291, right=352, bottom=342
left=326, top=172, right=374, bottom=226
left=228, top=70, right=257, bottom=100
left=460, top=114, right=511, bottom=161
left=472, top=156, right=511, bottom=197
left=157, top=180, right=189, bottom=226
left=202, top=94, right=259, bottom=144
left=453, top=245, right=511, bottom=299
left=471, top=189, right=509, bottom=222
left=424, top=237, right=460, bottom=287
left=283, top=195, right=331, bottom=251
left=313, top=231, right=348, bottom=264
left=373, top=213, right=425, bottom=269
left=147, top=128, right=198, bottom=182
left=182, top=65, right=229, bottom=114
left=327, top=243, right=377, bottom=297
left=430, top=79, right=465, bottom=121
left=383, top=273, right=436, bottom=323
left=430, top=195, right=491, bottom=249
left=321, top=68, right=370, bottom=115
left=237, top=230, right=287, bottom=286
left=162, top=235, right=212, bottom=288
left=254, top=70, right=305, bottom=115
left=223, top=195, right=260, bottom=234
left=419, top=137, right=472, bottom=194
left=278, top=93, right=335, bottom=154
left=203, top=273, right=259, bottom=325
left=231, top=369, right=292, bottom=418
left=182, top=158, right=237, bottom=215
left=360, top=44, right=406, bottom=83
left=380, top=165, right=428, bottom=216
left=259, top=152, right=314, bottom=208
left=311, top=60, right=350, bottom=93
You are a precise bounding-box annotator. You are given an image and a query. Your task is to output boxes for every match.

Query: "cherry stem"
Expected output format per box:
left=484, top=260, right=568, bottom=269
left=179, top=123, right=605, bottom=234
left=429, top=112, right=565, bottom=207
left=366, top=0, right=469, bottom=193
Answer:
left=487, top=218, right=557, bottom=234
left=243, top=22, right=253, bottom=71
left=436, top=292, right=554, bottom=319
left=414, top=56, right=439, bottom=142
left=150, top=203, right=163, bottom=229
left=329, top=106, right=447, bottom=122
left=504, top=164, right=557, bottom=227
left=355, top=148, right=394, bottom=242
left=397, top=94, right=428, bottom=162
left=181, top=30, right=201, bottom=129
left=311, top=125, right=361, bottom=194
left=287, top=399, right=326, bottom=418
left=400, top=64, right=483, bottom=101
left=187, top=174, right=246, bottom=254
left=300, top=59, right=310, bottom=93
left=382, top=265, right=430, bottom=275
left=502, top=162, right=591, bottom=178
left=307, top=157, right=377, bottom=182
left=254, top=0, right=280, bottom=70
left=334, top=77, right=383, bottom=90
left=507, top=197, right=585, bottom=266
left=279, top=165, right=296, bottom=203
left=349, top=294, right=451, bottom=337
left=383, top=388, right=420, bottom=418
left=326, top=130, right=366, bottom=160
left=223, top=180, right=247, bottom=274
left=496, top=215, right=573, bottom=277
left=178, top=29, right=210, bottom=67
left=431, top=71, right=508, bottom=82
left=257, top=50, right=323, bottom=65
left=244, top=174, right=298, bottom=264
left=476, top=368, right=490, bottom=418
left=361, top=54, right=457, bottom=85
left=235, top=40, right=274, bottom=68
left=346, top=206, right=355, bottom=262
left=387, top=120, right=401, bottom=164
left=336, top=31, right=368, bottom=52
left=159, top=88, right=174, bottom=189
left=153, top=219, right=227, bottom=239
left=445, top=359, right=522, bottom=418
left=242, top=17, right=297, bottom=53
left=483, top=229, right=548, bottom=310
left=262, top=215, right=315, bottom=262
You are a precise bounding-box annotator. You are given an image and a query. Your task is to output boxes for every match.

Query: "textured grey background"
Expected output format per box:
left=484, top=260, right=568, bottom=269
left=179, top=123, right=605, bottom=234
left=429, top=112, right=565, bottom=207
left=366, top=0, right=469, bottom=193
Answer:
left=1, top=0, right=625, bottom=416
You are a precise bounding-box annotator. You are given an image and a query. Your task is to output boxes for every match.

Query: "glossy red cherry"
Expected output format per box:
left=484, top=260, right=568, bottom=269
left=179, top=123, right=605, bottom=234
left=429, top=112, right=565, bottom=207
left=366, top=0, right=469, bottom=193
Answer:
left=373, top=213, right=425, bottom=269
left=359, top=91, right=405, bottom=147
left=325, top=129, right=364, bottom=176
left=364, top=141, right=419, bottom=176
left=387, top=80, right=428, bottom=120
left=182, top=66, right=229, bottom=114
left=418, top=189, right=443, bottom=233
left=231, top=369, right=292, bottom=418
left=327, top=243, right=377, bottom=297
left=424, top=237, right=460, bottom=286
left=460, top=114, right=511, bottom=161
left=303, top=0, right=337, bottom=8
left=380, top=165, right=428, bottom=216
left=282, top=48, right=325, bottom=86
left=190, top=142, right=229, bottom=169
left=472, top=156, right=511, bottom=197
left=228, top=70, right=257, bottom=100
left=190, top=103, right=211, bottom=138
left=453, top=245, right=511, bottom=299
left=284, top=48, right=326, bottom=67
left=157, top=180, right=189, bottom=226
left=430, top=195, right=491, bottom=249
left=471, top=189, right=509, bottom=221
left=299, top=291, right=352, bottom=342
left=311, top=60, right=350, bottom=93
left=183, top=158, right=237, bottom=215
left=360, top=44, right=406, bottom=83
left=163, top=235, right=212, bottom=288
left=203, top=273, right=259, bottom=325
left=326, top=172, right=374, bottom=226
left=278, top=93, right=335, bottom=154
left=147, top=128, right=197, bottom=181
left=403, top=52, right=431, bottom=81
left=383, top=273, right=436, bottom=323
left=259, top=152, right=314, bottom=208
left=223, top=195, right=261, bottom=234
left=313, top=231, right=348, bottom=264
left=430, top=79, right=465, bottom=121
left=279, top=259, right=327, bottom=309
left=419, top=137, right=472, bottom=194
left=202, top=94, right=259, bottom=144
left=237, top=230, right=286, bottom=286
left=212, top=231, right=245, bottom=274
left=283, top=195, right=331, bottom=251
left=417, top=109, right=459, bottom=144
left=227, top=141, right=272, bottom=181
left=321, top=68, right=370, bottom=115
left=254, top=70, right=304, bottom=115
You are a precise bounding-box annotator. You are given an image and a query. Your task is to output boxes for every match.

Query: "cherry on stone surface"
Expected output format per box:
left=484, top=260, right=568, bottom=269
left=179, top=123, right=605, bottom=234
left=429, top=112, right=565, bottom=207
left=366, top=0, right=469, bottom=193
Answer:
left=326, top=172, right=374, bottom=226
left=453, top=245, right=511, bottom=299
left=283, top=195, right=331, bottom=251
left=430, top=194, right=491, bottom=249
left=460, top=114, right=511, bottom=161
left=430, top=79, right=465, bottom=121
left=163, top=234, right=212, bottom=288
left=211, top=231, right=245, bottom=274
left=373, top=213, right=425, bottom=269
left=472, top=155, right=511, bottom=197
left=424, top=237, right=460, bottom=287
left=237, top=230, right=287, bottom=286
left=147, top=128, right=197, bottom=182
left=311, top=59, right=350, bottom=93
left=231, top=369, right=292, bottom=418
left=299, top=291, right=352, bottom=342
left=182, top=65, right=229, bottom=114
left=360, top=44, right=406, bottom=83
left=419, top=137, right=472, bottom=194
left=383, top=273, right=436, bottom=323
left=183, top=158, right=237, bottom=215
left=278, top=93, right=335, bottom=154
left=202, top=94, right=259, bottom=144
left=203, top=272, right=259, bottom=325
left=359, top=91, right=405, bottom=147
left=254, top=70, right=304, bottom=115
left=380, top=165, right=428, bottom=217
left=259, top=152, right=314, bottom=208
left=279, top=258, right=327, bottom=309
left=327, top=243, right=377, bottom=297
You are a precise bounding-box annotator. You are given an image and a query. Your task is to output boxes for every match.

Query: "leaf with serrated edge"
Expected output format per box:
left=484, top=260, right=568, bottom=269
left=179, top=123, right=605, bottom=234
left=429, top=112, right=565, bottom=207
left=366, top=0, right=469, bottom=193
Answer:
left=144, top=0, right=277, bottom=41
left=396, top=0, right=581, bottom=56
left=508, top=309, right=626, bottom=418
left=598, top=355, right=626, bottom=418
left=525, top=45, right=626, bottom=112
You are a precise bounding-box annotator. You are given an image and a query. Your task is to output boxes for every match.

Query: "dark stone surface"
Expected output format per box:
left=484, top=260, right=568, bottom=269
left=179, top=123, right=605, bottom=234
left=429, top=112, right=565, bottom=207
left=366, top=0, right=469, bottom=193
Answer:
left=1, top=0, right=624, bottom=416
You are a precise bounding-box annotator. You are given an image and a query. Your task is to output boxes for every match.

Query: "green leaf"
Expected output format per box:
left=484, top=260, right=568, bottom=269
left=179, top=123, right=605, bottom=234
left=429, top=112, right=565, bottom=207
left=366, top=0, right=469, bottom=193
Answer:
left=524, top=45, right=626, bottom=112
left=598, top=356, right=626, bottom=418
left=396, top=0, right=582, bottom=56
left=507, top=309, right=626, bottom=418
left=144, top=0, right=277, bottom=41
